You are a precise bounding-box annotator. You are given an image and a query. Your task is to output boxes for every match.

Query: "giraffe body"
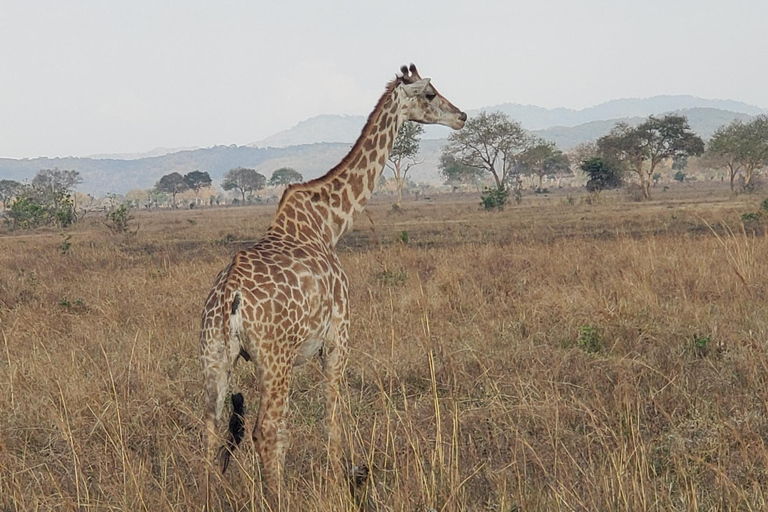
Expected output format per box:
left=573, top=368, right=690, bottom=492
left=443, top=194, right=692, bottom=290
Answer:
left=199, top=64, right=465, bottom=507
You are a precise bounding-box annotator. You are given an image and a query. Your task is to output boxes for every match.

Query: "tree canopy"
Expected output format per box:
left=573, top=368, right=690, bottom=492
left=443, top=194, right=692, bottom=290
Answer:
left=184, top=170, right=212, bottom=195
left=269, top=167, right=303, bottom=187
left=222, top=167, right=266, bottom=203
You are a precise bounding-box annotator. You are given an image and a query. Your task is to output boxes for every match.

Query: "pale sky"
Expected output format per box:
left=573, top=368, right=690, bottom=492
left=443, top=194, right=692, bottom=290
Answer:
left=1, top=0, right=766, bottom=159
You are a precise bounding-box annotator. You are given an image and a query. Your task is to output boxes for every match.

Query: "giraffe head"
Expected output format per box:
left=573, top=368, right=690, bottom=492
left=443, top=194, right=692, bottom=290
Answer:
left=398, top=64, right=466, bottom=130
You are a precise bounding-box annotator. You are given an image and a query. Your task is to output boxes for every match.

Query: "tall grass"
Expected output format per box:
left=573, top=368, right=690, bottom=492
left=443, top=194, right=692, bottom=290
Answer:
left=2, top=189, right=768, bottom=510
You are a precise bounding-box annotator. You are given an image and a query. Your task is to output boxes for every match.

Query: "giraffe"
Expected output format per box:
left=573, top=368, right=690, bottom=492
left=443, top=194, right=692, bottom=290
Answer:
left=199, top=64, right=466, bottom=508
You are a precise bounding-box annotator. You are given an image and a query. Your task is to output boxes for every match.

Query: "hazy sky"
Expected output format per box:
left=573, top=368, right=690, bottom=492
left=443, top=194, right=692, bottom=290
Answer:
left=1, top=0, right=766, bottom=159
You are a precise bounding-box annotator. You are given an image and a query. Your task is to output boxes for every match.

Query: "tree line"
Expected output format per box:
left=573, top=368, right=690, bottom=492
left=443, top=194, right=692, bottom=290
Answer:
left=152, top=167, right=304, bottom=208
left=431, top=110, right=768, bottom=207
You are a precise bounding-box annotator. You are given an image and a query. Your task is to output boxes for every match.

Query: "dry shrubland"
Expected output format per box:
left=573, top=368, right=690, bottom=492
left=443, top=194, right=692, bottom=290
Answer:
left=2, top=184, right=768, bottom=511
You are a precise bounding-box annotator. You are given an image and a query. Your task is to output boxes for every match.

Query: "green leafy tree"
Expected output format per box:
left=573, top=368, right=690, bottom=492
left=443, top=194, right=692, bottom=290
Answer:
left=438, top=154, right=483, bottom=192
left=707, top=119, right=745, bottom=191
left=0, top=180, right=22, bottom=209
left=737, top=116, right=768, bottom=189
left=154, top=172, right=189, bottom=207
left=268, top=167, right=303, bottom=187
left=386, top=121, right=425, bottom=207
left=598, top=114, right=704, bottom=200
left=580, top=157, right=623, bottom=192
left=222, top=167, right=266, bottom=203
left=184, top=170, right=212, bottom=198
left=520, top=140, right=570, bottom=191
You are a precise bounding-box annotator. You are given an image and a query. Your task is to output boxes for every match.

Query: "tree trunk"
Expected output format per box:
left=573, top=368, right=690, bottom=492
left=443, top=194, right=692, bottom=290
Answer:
left=396, top=180, right=403, bottom=208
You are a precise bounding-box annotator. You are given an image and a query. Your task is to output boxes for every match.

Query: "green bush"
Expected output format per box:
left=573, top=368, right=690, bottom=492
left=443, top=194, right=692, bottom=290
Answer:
left=480, top=186, right=509, bottom=211
left=105, top=203, right=135, bottom=234
left=577, top=325, right=603, bottom=353
left=6, top=197, right=49, bottom=229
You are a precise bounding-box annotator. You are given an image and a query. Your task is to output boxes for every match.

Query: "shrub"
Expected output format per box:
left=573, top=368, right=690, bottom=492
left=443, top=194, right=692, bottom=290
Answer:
left=480, top=186, right=509, bottom=211
left=577, top=325, right=603, bottom=353
left=6, top=196, right=49, bottom=229
left=105, top=202, right=136, bottom=234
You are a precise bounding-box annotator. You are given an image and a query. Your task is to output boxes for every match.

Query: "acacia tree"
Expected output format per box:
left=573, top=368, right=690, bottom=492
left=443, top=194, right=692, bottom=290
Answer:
left=598, top=115, right=704, bottom=200
left=0, top=180, right=22, bottom=209
left=438, top=153, right=483, bottom=192
left=154, top=172, right=188, bottom=207
left=269, top=167, right=303, bottom=187
left=442, top=111, right=529, bottom=191
left=222, top=167, right=266, bottom=203
left=386, top=121, right=425, bottom=207
left=184, top=170, right=212, bottom=199
left=520, top=139, right=570, bottom=190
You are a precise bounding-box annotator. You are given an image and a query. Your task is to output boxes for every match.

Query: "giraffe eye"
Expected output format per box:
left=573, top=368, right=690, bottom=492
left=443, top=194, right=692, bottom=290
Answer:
left=425, top=93, right=436, bottom=102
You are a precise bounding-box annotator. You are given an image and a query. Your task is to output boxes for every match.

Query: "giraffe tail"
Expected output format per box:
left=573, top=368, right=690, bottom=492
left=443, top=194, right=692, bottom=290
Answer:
left=218, top=290, right=248, bottom=474
left=218, top=392, right=245, bottom=473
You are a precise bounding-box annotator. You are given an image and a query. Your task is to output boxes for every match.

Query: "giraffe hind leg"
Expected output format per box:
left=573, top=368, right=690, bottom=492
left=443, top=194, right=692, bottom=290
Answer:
left=202, top=334, right=231, bottom=510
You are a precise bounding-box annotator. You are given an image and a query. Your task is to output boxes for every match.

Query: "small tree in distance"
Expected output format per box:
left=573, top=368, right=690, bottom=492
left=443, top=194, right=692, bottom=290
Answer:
left=269, top=167, right=303, bottom=187
left=0, top=180, right=22, bottom=209
left=222, top=167, right=266, bottom=203
left=184, top=170, right=212, bottom=200
left=439, top=154, right=483, bottom=192
left=154, top=172, right=188, bottom=208
left=581, top=157, right=623, bottom=192
left=387, top=121, right=425, bottom=208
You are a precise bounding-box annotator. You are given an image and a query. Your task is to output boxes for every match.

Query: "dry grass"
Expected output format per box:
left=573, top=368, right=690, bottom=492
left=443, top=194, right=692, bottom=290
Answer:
left=3, top=184, right=768, bottom=511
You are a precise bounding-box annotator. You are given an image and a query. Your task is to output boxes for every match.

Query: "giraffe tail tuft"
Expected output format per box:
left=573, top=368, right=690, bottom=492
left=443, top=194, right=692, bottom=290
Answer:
left=218, top=392, right=246, bottom=474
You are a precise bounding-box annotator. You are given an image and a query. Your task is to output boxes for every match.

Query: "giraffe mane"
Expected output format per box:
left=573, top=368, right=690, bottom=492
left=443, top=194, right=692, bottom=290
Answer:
left=275, top=72, right=406, bottom=212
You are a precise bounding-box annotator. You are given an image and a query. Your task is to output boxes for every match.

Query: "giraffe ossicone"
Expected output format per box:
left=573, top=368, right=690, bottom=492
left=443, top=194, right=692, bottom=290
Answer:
left=199, top=64, right=466, bottom=508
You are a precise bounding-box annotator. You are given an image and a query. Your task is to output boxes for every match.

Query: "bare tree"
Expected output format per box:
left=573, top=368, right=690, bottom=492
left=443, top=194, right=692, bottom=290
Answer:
left=442, top=111, right=529, bottom=190
left=386, top=121, right=425, bottom=208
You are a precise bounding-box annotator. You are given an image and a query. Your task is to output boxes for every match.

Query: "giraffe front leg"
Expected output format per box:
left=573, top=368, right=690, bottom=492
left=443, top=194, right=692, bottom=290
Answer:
left=253, top=362, right=292, bottom=510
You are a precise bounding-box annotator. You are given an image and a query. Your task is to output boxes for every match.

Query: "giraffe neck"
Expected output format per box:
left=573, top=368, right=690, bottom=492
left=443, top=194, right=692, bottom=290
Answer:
left=269, top=83, right=406, bottom=247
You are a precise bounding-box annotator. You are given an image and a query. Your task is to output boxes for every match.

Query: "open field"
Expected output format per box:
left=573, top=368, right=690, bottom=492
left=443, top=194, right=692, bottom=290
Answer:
left=3, top=183, right=768, bottom=511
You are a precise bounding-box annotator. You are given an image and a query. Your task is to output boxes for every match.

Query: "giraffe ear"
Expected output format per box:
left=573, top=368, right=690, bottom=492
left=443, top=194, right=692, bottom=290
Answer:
left=401, top=78, right=431, bottom=97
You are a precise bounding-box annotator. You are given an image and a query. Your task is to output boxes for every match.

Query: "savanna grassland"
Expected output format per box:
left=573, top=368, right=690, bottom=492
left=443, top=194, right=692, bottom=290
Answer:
left=3, top=183, right=768, bottom=511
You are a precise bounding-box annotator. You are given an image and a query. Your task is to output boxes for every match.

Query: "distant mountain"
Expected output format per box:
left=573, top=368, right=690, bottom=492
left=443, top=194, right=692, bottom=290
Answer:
left=87, top=146, right=198, bottom=160
left=486, top=95, right=765, bottom=130
left=251, top=95, right=765, bottom=148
